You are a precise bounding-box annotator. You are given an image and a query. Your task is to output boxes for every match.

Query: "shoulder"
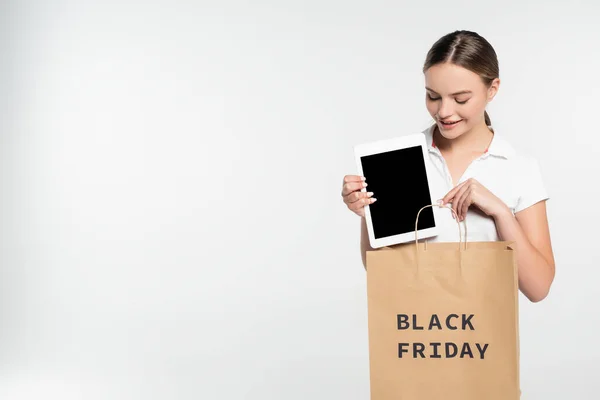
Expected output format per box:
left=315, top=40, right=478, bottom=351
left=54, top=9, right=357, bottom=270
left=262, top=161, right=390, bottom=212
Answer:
left=496, top=137, right=549, bottom=212
left=485, top=131, right=543, bottom=170
left=496, top=136, right=544, bottom=174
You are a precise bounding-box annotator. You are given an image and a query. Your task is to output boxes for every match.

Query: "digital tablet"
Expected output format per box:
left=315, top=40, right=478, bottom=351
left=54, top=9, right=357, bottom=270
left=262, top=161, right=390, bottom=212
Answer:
left=354, top=133, right=438, bottom=249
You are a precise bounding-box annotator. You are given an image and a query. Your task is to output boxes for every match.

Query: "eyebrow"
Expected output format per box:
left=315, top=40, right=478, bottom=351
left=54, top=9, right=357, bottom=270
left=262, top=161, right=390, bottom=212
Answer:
left=425, top=87, right=472, bottom=96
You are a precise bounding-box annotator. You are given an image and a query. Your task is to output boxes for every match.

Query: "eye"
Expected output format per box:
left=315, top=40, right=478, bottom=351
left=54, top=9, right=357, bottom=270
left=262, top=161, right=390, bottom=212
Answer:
left=427, top=93, right=470, bottom=104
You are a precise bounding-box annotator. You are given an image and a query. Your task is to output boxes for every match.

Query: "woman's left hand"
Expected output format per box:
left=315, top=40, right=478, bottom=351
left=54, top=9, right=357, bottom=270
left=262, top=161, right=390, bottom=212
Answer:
left=440, top=178, right=509, bottom=221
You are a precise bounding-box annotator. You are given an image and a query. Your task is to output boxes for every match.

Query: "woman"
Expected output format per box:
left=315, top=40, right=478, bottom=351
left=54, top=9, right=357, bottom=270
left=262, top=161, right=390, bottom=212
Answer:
left=340, top=30, right=555, bottom=302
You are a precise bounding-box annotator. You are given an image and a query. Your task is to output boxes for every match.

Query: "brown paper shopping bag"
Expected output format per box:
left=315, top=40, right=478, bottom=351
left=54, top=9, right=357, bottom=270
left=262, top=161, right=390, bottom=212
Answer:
left=366, top=204, right=520, bottom=400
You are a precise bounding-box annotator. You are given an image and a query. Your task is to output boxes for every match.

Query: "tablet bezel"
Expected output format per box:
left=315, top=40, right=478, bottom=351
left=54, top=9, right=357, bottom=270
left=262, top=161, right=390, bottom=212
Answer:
left=353, top=133, right=439, bottom=249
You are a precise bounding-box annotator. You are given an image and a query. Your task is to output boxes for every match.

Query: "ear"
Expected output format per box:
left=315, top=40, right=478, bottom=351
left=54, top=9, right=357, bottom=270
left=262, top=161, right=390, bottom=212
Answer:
left=487, top=78, right=500, bottom=102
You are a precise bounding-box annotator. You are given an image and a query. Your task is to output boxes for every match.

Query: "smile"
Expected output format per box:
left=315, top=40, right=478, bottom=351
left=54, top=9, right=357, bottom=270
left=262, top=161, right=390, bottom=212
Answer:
left=440, top=119, right=463, bottom=129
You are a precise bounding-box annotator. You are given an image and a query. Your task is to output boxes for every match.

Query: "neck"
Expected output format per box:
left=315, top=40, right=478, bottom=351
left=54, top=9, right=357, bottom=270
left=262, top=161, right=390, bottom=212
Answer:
left=433, top=122, right=493, bottom=155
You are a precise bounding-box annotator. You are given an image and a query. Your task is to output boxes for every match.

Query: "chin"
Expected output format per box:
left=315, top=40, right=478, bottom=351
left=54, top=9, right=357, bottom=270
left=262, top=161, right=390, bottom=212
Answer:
left=440, top=132, right=461, bottom=141
left=437, top=125, right=463, bottom=138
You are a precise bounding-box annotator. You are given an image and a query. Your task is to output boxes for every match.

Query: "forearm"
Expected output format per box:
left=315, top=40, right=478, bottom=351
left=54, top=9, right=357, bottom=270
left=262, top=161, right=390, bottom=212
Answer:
left=360, top=217, right=374, bottom=269
left=493, top=207, right=554, bottom=302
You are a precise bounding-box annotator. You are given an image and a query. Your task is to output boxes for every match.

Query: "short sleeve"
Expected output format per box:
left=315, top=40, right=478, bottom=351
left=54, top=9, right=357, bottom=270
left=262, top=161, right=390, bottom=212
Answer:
left=514, top=157, right=549, bottom=213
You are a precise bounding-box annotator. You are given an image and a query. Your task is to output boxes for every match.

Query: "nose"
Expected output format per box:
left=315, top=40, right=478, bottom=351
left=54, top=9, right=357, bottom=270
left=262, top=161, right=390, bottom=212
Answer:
left=436, top=99, right=454, bottom=120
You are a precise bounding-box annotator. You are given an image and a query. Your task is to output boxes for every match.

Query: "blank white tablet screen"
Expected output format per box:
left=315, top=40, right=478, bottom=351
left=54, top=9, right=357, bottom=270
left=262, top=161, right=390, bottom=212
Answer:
left=360, top=145, right=435, bottom=239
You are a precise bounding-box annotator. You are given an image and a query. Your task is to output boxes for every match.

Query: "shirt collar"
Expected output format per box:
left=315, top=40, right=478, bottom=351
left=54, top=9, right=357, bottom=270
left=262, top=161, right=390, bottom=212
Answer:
left=422, top=124, right=515, bottom=159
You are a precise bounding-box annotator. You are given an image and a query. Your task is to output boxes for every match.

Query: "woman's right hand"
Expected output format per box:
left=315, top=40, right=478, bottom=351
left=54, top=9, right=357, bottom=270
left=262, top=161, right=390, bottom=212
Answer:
left=341, top=175, right=376, bottom=218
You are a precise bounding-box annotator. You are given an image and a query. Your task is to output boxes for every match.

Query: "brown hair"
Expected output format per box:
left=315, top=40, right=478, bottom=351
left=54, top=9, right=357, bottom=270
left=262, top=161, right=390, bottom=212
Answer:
left=423, top=30, right=499, bottom=127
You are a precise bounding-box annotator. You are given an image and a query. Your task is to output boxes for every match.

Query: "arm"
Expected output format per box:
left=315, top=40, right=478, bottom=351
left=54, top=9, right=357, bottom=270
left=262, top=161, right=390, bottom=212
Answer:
left=493, top=201, right=555, bottom=302
left=360, top=216, right=375, bottom=269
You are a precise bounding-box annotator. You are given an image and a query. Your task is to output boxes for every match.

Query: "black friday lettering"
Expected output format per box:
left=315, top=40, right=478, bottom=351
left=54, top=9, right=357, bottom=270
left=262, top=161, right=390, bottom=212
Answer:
left=397, top=314, right=489, bottom=359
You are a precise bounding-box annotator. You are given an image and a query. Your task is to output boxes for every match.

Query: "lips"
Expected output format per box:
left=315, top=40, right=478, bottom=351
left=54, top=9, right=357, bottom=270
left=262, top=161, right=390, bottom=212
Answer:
left=439, top=119, right=463, bottom=130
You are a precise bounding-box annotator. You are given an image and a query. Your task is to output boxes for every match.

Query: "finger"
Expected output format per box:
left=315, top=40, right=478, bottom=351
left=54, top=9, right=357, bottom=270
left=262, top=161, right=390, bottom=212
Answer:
left=453, top=184, right=471, bottom=220
left=349, top=198, right=365, bottom=214
left=349, top=196, right=377, bottom=213
left=343, top=175, right=366, bottom=184
left=347, top=191, right=374, bottom=204
left=343, top=190, right=371, bottom=205
left=341, top=181, right=367, bottom=197
left=460, top=194, right=472, bottom=221
left=458, top=181, right=478, bottom=219
left=456, top=190, right=468, bottom=221
left=448, top=206, right=459, bottom=220
left=441, top=180, right=469, bottom=205
left=455, top=184, right=472, bottom=219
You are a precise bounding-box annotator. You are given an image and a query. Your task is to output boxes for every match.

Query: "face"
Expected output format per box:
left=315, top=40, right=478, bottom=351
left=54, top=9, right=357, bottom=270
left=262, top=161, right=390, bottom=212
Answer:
left=424, top=62, right=499, bottom=139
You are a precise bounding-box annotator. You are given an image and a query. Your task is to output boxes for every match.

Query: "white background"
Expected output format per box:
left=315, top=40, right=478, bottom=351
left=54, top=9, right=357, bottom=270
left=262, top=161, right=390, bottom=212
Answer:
left=1, top=1, right=599, bottom=399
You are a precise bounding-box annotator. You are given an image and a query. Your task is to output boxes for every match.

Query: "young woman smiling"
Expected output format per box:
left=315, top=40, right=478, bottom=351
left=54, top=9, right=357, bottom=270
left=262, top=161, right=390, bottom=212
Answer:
left=341, top=30, right=555, bottom=302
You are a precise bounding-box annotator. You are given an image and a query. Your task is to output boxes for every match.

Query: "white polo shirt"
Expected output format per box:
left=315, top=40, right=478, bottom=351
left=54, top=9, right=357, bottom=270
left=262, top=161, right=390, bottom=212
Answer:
left=421, top=124, right=549, bottom=243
